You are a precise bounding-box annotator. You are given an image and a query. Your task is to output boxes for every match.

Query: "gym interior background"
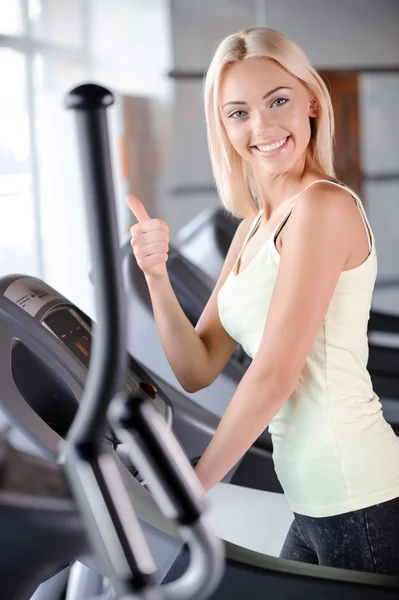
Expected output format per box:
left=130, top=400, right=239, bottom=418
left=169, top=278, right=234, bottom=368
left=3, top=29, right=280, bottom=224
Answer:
left=0, top=0, right=398, bottom=321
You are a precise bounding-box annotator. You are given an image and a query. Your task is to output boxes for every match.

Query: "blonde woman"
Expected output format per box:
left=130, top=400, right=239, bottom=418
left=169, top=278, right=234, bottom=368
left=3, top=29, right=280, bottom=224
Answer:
left=126, top=28, right=399, bottom=574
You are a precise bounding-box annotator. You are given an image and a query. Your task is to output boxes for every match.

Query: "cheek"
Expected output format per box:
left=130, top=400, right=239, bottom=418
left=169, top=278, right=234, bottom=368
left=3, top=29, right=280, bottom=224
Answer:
left=286, top=104, right=311, bottom=140
left=223, top=121, right=250, bottom=156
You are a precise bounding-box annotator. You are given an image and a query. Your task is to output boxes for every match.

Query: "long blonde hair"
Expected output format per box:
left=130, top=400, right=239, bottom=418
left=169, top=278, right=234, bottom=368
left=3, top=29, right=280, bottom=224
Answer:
left=203, top=27, right=335, bottom=218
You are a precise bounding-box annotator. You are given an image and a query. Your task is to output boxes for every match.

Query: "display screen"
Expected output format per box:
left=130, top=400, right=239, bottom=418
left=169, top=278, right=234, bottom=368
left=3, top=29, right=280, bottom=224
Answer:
left=43, top=307, right=92, bottom=368
left=43, top=306, right=170, bottom=424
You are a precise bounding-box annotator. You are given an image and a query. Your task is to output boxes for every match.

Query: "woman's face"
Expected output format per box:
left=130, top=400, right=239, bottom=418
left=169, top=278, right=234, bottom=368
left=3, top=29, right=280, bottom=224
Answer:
left=219, top=58, right=318, bottom=176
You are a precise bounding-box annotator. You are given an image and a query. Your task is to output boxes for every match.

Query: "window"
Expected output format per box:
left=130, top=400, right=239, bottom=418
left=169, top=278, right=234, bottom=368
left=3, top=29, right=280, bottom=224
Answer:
left=360, top=73, right=399, bottom=314
left=0, top=48, right=37, bottom=276
left=0, top=0, right=89, bottom=296
left=360, top=74, right=399, bottom=177
left=28, top=0, right=84, bottom=47
left=0, top=1, right=24, bottom=35
left=33, top=54, right=89, bottom=295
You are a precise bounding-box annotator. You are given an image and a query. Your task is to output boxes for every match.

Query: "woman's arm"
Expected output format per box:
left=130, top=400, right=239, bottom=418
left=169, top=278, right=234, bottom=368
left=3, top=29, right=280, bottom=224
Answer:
left=127, top=192, right=255, bottom=392
left=145, top=216, right=253, bottom=392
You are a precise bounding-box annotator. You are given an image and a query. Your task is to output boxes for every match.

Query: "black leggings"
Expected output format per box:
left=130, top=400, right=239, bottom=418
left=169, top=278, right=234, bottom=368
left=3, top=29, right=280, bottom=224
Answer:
left=280, top=495, right=399, bottom=575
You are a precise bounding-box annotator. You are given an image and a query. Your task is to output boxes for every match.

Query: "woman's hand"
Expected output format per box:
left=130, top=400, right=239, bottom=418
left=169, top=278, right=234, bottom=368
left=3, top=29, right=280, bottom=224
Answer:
left=126, top=194, right=170, bottom=278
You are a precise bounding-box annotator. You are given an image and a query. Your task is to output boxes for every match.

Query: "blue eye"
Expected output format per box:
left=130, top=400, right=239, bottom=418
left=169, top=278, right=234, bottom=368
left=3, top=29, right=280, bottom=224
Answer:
left=228, top=109, right=248, bottom=119
left=271, top=97, right=288, bottom=108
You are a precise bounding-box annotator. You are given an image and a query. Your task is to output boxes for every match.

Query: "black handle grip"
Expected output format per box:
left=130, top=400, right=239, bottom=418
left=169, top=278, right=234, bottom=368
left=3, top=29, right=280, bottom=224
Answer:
left=64, top=83, right=114, bottom=110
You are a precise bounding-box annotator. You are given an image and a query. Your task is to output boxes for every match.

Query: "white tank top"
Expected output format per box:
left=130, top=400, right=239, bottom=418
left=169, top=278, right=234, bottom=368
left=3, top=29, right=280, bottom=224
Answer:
left=217, top=179, right=399, bottom=517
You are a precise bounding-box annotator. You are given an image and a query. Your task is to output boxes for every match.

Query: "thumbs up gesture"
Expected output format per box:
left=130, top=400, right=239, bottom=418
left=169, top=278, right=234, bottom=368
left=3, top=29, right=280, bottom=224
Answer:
left=126, top=195, right=170, bottom=278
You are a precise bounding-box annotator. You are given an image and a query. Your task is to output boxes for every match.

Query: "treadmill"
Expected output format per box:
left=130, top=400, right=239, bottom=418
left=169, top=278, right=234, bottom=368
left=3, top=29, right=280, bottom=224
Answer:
left=2, top=83, right=399, bottom=599
left=2, top=279, right=399, bottom=598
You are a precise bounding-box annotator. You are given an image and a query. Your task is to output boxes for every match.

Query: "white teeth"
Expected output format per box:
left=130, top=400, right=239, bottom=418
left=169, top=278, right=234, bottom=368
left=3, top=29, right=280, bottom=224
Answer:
left=257, top=137, right=287, bottom=152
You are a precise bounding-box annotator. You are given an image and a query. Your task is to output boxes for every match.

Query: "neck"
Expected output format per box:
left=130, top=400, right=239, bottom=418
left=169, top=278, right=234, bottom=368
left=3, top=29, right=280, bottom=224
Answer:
left=254, top=151, right=320, bottom=217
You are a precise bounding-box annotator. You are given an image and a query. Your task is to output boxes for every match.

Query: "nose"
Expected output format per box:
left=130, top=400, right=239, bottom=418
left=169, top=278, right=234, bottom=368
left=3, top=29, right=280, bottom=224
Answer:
left=252, top=108, right=275, bottom=138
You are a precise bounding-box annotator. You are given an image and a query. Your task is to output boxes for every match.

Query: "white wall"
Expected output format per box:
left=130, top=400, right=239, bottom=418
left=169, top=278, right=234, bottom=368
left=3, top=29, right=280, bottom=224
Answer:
left=261, top=0, right=399, bottom=68
left=88, top=0, right=173, bottom=99
left=170, top=0, right=399, bottom=70
left=88, top=0, right=174, bottom=242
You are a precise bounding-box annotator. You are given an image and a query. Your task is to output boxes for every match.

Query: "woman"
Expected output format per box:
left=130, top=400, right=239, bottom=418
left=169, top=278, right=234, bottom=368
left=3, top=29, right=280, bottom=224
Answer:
left=126, top=27, right=399, bottom=574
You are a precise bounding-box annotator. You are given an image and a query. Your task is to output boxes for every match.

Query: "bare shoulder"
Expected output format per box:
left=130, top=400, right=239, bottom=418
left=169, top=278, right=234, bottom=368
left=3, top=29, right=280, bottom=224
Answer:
left=277, top=180, right=369, bottom=267
left=294, top=180, right=361, bottom=231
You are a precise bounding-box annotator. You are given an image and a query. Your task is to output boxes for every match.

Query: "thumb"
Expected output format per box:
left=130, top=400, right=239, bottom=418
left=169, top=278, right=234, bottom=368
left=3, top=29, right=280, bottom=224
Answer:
left=125, top=194, right=151, bottom=223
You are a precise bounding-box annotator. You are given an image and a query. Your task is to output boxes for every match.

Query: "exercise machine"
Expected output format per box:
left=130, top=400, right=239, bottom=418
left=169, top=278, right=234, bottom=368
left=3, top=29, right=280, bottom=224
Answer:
left=1, top=84, right=399, bottom=599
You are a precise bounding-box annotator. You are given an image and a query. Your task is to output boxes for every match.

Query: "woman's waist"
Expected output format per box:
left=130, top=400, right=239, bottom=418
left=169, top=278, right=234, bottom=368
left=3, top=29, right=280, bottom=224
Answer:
left=269, top=390, right=385, bottom=441
left=270, top=422, right=399, bottom=513
left=270, top=414, right=395, bottom=450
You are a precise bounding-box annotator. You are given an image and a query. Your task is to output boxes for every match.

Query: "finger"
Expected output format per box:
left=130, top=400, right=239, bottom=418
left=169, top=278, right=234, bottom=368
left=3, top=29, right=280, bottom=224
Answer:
left=142, top=230, right=169, bottom=244
left=125, top=194, right=151, bottom=223
left=130, top=220, right=169, bottom=236
left=133, top=240, right=169, bottom=259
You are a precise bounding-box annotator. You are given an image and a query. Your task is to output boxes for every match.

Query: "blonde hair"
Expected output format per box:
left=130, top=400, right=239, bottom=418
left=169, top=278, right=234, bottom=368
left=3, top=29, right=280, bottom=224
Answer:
left=203, top=27, right=336, bottom=218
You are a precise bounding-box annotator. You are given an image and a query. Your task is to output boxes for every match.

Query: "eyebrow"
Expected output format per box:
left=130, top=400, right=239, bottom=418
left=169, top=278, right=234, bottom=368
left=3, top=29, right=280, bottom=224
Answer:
left=222, top=86, right=292, bottom=109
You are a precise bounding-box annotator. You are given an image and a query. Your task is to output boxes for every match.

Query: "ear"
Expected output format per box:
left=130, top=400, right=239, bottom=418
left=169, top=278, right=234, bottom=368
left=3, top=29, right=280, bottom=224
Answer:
left=308, top=97, right=319, bottom=118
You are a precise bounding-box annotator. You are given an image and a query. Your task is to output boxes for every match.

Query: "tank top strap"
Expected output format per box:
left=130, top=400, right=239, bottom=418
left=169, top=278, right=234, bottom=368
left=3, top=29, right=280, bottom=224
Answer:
left=233, top=211, right=263, bottom=276
left=337, top=184, right=373, bottom=252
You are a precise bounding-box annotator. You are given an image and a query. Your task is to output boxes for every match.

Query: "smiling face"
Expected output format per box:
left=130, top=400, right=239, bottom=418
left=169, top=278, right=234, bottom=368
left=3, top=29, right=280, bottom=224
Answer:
left=219, top=57, right=318, bottom=178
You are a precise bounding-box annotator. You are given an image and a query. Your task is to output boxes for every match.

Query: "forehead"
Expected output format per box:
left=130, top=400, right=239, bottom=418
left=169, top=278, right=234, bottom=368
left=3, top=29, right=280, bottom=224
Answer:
left=219, top=58, right=302, bottom=103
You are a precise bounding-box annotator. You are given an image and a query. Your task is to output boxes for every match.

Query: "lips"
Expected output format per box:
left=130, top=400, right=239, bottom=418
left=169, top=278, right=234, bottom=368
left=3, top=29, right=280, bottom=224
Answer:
left=251, top=135, right=291, bottom=156
left=252, top=135, right=290, bottom=151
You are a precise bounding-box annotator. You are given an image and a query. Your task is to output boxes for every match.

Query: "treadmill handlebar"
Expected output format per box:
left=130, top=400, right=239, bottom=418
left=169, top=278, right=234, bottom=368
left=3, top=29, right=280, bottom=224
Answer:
left=64, top=82, right=156, bottom=598
left=63, top=83, right=224, bottom=599
left=64, top=83, right=126, bottom=446
left=111, top=392, right=207, bottom=524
